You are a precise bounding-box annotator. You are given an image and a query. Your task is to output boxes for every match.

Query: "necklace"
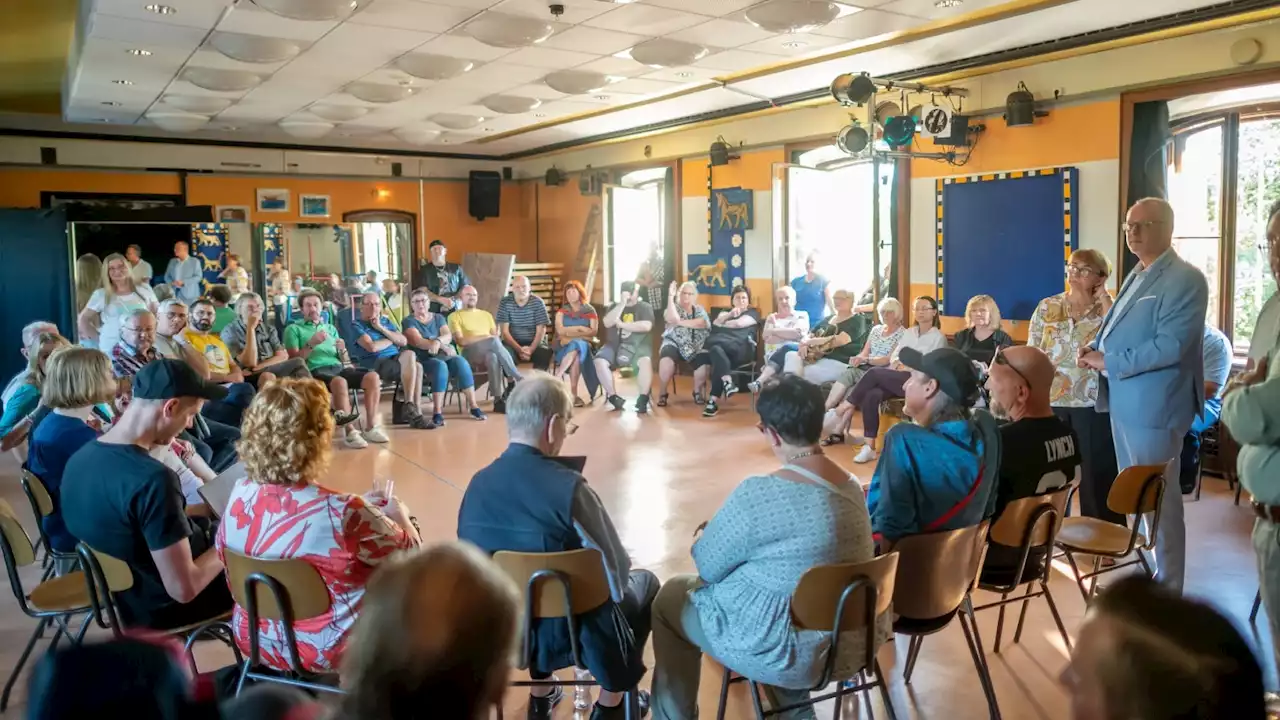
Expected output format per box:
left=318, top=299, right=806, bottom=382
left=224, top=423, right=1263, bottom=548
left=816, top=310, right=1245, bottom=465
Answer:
left=786, top=448, right=824, bottom=462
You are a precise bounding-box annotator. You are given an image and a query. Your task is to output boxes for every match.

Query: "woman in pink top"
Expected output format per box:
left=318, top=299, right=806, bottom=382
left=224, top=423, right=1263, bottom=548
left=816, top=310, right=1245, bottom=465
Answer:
left=217, top=378, right=422, bottom=673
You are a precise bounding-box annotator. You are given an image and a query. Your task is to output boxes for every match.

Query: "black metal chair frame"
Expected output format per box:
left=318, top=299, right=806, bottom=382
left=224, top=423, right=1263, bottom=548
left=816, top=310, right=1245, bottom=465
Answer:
left=1251, top=589, right=1262, bottom=625
left=0, top=517, right=92, bottom=711
left=19, top=470, right=79, bottom=579
left=973, top=503, right=1072, bottom=652
left=715, top=574, right=895, bottom=720
left=1057, top=472, right=1163, bottom=603
left=496, top=568, right=640, bottom=720
left=234, top=571, right=344, bottom=697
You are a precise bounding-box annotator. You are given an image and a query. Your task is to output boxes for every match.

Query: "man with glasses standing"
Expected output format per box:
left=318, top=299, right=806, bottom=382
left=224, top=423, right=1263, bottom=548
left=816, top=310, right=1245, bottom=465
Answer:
left=1077, top=198, right=1209, bottom=594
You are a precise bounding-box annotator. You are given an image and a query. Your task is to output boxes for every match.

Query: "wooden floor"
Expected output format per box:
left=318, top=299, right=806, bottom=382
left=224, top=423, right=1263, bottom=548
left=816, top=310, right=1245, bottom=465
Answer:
left=0, top=380, right=1269, bottom=718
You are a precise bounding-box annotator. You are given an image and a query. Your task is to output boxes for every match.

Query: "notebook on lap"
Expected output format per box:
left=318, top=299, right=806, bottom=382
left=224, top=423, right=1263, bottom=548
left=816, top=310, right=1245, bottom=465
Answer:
left=198, top=461, right=247, bottom=519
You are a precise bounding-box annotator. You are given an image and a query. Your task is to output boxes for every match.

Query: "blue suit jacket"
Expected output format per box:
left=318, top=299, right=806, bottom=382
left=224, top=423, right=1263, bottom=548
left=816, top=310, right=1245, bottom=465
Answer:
left=1090, top=250, right=1208, bottom=433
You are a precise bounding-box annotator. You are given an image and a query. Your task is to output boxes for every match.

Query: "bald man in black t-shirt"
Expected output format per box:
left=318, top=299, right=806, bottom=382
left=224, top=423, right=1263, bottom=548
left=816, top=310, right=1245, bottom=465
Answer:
left=982, top=345, right=1082, bottom=584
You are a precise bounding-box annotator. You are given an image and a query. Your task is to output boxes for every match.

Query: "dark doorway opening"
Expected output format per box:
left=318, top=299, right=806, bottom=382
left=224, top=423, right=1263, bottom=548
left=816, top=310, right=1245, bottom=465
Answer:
left=71, top=222, right=191, bottom=286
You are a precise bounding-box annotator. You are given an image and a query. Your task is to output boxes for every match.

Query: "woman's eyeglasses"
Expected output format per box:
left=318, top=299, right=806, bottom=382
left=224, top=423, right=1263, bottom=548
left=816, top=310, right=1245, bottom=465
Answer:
left=1066, top=264, right=1097, bottom=277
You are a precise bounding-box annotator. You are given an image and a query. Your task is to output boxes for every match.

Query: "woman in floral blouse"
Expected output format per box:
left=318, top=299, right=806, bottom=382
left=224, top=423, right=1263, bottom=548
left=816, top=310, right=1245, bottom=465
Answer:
left=1028, top=248, right=1120, bottom=524
left=657, top=281, right=710, bottom=407
left=217, top=378, right=422, bottom=674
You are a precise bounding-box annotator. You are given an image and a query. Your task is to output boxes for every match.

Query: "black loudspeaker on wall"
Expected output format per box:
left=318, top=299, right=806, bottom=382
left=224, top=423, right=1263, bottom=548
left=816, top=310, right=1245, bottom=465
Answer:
left=468, top=170, right=502, bottom=221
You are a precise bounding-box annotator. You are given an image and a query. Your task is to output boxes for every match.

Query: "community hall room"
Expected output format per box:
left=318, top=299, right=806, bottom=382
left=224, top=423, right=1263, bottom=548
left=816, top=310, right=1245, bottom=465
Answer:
left=1, top=0, right=1280, bottom=718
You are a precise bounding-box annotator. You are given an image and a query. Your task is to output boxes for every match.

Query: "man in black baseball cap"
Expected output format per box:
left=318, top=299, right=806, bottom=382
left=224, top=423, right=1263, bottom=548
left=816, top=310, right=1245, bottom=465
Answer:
left=864, top=346, right=1003, bottom=543
left=414, top=238, right=471, bottom=314
left=61, top=358, right=234, bottom=630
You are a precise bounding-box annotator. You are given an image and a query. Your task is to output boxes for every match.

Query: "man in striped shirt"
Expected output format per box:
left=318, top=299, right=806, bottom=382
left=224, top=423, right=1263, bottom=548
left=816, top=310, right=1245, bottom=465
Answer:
left=497, top=276, right=553, bottom=371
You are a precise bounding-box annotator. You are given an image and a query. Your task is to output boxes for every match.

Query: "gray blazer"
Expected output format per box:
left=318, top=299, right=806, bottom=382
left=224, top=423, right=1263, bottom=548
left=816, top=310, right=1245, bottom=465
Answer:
left=1089, top=250, right=1208, bottom=433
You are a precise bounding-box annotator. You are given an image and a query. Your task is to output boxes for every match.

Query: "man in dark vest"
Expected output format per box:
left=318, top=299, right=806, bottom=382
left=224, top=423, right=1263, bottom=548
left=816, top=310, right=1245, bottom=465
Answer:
left=458, top=371, right=659, bottom=719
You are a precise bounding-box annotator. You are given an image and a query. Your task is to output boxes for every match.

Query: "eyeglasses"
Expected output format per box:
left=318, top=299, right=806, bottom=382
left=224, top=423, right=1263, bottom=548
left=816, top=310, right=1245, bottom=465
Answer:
left=993, top=346, right=1030, bottom=387
left=1121, top=220, right=1163, bottom=234
left=1066, top=264, right=1097, bottom=277
left=122, top=326, right=155, bottom=336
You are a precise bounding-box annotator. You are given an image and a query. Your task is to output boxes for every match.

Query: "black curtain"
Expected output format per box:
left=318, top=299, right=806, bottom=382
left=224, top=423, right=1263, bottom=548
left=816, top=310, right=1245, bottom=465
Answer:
left=1124, top=101, right=1171, bottom=277
left=0, top=208, right=74, bottom=382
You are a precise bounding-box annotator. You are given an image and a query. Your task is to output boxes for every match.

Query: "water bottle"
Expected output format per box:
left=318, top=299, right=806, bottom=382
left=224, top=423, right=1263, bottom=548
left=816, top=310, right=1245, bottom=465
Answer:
left=573, top=667, right=593, bottom=710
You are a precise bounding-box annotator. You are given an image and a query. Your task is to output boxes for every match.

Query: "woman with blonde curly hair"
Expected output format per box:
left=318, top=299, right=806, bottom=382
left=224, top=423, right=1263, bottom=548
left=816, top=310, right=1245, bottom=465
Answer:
left=216, top=377, right=422, bottom=674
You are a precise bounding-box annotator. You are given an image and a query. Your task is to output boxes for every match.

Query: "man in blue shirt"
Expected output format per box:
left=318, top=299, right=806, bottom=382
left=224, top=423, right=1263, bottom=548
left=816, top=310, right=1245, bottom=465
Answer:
left=350, top=293, right=430, bottom=429
left=866, top=346, right=1002, bottom=543
left=163, top=241, right=204, bottom=305
left=1180, top=324, right=1233, bottom=493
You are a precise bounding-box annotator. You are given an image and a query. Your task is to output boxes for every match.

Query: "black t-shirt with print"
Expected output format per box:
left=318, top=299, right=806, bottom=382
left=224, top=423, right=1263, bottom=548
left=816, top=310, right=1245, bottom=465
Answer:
left=707, top=307, right=761, bottom=349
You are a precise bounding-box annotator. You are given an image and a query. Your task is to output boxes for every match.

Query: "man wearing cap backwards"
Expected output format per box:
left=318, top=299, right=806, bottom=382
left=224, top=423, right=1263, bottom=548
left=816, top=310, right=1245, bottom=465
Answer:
left=415, top=239, right=471, bottom=315
left=61, top=359, right=234, bottom=630
left=865, top=346, right=1003, bottom=544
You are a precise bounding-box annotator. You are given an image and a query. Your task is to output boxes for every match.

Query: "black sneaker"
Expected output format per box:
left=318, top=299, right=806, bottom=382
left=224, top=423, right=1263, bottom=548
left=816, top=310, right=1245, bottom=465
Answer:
left=634, top=394, right=649, bottom=414
left=493, top=398, right=506, bottom=414
left=590, top=690, right=649, bottom=719
left=723, top=383, right=739, bottom=400
left=702, top=399, right=719, bottom=417
left=332, top=409, right=360, bottom=427
left=608, top=394, right=626, bottom=411
left=526, top=686, right=564, bottom=720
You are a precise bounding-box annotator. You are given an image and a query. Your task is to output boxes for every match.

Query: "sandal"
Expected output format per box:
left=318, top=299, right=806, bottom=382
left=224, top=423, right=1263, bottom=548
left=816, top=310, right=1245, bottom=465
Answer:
left=657, top=393, right=669, bottom=407
left=573, top=396, right=585, bottom=408
left=820, top=434, right=845, bottom=447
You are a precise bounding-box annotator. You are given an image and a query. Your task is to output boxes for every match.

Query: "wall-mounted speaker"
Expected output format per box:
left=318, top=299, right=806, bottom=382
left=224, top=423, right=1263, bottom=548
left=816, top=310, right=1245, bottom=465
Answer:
left=40, top=147, right=57, bottom=165
left=469, top=170, right=502, bottom=221
left=391, top=162, right=403, bottom=177
left=502, top=166, right=513, bottom=180
left=545, top=167, right=564, bottom=186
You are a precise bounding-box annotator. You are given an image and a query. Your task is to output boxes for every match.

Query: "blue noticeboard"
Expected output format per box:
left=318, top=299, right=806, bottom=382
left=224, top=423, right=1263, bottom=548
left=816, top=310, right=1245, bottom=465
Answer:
left=936, top=167, right=1078, bottom=321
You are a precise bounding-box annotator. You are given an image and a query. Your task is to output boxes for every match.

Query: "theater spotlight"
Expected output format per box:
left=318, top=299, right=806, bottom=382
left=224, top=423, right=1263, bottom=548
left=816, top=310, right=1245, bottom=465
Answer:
left=1004, top=81, right=1042, bottom=127
left=881, top=115, right=916, bottom=148
left=837, top=123, right=869, bottom=155
left=830, top=72, right=877, bottom=106
left=709, top=136, right=737, bottom=166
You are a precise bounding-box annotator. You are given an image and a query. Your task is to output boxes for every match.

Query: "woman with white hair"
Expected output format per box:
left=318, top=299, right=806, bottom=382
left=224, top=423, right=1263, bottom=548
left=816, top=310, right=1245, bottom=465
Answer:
left=77, top=252, right=159, bottom=353
left=780, top=288, right=869, bottom=386
left=747, top=285, right=810, bottom=392
left=820, top=297, right=906, bottom=446
left=657, top=281, right=710, bottom=407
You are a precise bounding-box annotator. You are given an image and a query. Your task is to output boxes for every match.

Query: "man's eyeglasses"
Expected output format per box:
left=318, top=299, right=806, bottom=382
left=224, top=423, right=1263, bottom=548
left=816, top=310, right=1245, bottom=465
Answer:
left=993, top=347, right=1030, bottom=387
left=1121, top=220, right=1163, bottom=235
left=123, top=325, right=155, bottom=337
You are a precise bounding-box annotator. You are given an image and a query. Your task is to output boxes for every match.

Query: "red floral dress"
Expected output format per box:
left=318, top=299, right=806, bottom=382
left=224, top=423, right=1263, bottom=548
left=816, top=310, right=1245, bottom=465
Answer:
left=215, top=479, right=414, bottom=673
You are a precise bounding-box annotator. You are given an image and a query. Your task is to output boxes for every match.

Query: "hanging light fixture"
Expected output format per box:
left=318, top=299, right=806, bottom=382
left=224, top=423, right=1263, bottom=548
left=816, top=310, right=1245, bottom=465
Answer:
left=395, top=54, right=475, bottom=81
left=346, top=82, right=416, bottom=103
left=544, top=70, right=612, bottom=95
left=161, top=95, right=232, bottom=114
left=628, top=38, right=708, bottom=68
left=464, top=13, right=554, bottom=49
left=830, top=72, right=876, bottom=106
left=745, top=0, right=839, bottom=34
left=431, top=113, right=486, bottom=130
left=393, top=127, right=442, bottom=145
left=308, top=104, right=369, bottom=122
left=182, top=67, right=263, bottom=92
left=251, top=0, right=360, bottom=22
left=481, top=95, right=542, bottom=114
left=278, top=119, right=335, bottom=139
left=146, top=111, right=210, bottom=132
left=836, top=123, right=869, bottom=155
left=208, top=32, right=301, bottom=63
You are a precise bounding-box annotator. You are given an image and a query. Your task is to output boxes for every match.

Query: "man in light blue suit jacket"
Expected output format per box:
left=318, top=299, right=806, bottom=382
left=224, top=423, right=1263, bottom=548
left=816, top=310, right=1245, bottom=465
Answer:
left=164, top=240, right=204, bottom=305
left=1078, top=198, right=1208, bottom=593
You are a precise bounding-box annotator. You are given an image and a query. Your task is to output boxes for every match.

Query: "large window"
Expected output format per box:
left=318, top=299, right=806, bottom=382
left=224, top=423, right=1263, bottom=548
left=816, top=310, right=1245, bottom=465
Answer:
left=1169, top=110, right=1280, bottom=353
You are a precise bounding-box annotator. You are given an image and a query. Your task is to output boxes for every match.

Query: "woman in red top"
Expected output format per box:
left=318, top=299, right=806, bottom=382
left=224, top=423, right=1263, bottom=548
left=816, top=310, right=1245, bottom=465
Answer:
left=553, top=281, right=598, bottom=407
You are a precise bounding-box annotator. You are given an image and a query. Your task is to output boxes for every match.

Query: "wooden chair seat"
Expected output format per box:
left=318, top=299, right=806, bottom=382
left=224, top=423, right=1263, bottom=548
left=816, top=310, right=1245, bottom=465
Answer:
left=28, top=572, right=93, bottom=613
left=165, top=610, right=234, bottom=637
left=1056, top=518, right=1146, bottom=556
left=879, top=398, right=906, bottom=418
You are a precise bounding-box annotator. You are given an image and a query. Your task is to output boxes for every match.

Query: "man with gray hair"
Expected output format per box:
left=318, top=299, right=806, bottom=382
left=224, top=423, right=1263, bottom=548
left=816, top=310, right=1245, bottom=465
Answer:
left=448, top=285, right=523, bottom=413
left=2, top=320, right=57, bottom=405
left=220, top=292, right=313, bottom=388
left=497, top=275, right=553, bottom=371
left=458, top=372, right=659, bottom=719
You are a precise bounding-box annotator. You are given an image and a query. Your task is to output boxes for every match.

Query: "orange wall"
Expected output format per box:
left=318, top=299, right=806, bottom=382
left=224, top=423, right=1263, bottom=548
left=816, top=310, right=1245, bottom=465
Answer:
left=534, top=178, right=599, bottom=277
left=0, top=168, right=181, bottom=206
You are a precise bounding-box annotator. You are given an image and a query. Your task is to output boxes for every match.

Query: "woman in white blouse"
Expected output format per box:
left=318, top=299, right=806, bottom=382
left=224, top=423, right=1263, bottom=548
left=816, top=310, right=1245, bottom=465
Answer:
left=77, top=252, right=159, bottom=354
left=748, top=286, right=810, bottom=391
left=821, top=297, right=907, bottom=445
left=844, top=296, right=947, bottom=463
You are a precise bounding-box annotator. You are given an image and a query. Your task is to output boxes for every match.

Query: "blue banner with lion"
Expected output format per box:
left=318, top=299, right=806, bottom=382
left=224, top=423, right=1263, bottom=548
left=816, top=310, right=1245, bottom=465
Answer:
left=687, top=187, right=751, bottom=296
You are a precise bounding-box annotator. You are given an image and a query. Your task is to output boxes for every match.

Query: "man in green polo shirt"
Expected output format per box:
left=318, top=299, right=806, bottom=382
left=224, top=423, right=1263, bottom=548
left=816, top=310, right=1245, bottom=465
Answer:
left=284, top=288, right=386, bottom=449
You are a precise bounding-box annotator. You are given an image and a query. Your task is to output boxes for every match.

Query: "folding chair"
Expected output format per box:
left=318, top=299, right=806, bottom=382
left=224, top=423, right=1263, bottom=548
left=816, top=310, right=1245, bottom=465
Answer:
left=716, top=553, right=899, bottom=720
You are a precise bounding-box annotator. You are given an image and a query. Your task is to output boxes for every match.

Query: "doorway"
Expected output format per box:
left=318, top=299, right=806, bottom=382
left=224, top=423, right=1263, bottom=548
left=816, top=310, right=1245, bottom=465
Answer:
left=605, top=168, right=667, bottom=306
left=343, top=210, right=416, bottom=286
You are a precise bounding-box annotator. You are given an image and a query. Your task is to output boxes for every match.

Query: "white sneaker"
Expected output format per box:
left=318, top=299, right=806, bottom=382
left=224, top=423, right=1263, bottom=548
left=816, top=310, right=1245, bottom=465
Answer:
left=344, top=429, right=368, bottom=449
left=364, top=426, right=390, bottom=444
left=853, top=445, right=877, bottom=464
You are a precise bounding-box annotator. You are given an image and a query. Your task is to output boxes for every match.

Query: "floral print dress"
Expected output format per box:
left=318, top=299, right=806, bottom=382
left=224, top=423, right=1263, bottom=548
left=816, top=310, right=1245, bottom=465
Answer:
left=216, top=479, right=414, bottom=673
left=660, top=303, right=710, bottom=361
left=1027, top=291, right=1107, bottom=407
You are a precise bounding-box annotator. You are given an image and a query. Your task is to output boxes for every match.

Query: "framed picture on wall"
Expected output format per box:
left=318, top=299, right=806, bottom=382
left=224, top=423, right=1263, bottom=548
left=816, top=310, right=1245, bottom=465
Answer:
left=256, top=189, right=290, bottom=213
left=216, top=205, right=250, bottom=223
left=300, top=194, right=331, bottom=218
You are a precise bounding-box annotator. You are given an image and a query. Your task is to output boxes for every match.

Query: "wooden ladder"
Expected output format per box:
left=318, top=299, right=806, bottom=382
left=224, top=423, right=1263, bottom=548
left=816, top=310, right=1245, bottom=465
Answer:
left=573, top=201, right=602, bottom=300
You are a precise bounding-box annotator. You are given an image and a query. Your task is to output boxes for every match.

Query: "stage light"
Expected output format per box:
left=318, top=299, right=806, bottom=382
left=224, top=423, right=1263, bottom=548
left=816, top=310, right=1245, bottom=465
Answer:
left=882, top=115, right=916, bottom=148
left=836, top=124, right=869, bottom=155
left=1005, top=81, right=1037, bottom=127
left=830, top=72, right=876, bottom=106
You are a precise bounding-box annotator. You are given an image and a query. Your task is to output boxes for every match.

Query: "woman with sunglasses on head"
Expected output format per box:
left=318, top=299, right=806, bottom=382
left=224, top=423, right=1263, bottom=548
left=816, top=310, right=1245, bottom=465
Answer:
left=1027, top=249, right=1119, bottom=525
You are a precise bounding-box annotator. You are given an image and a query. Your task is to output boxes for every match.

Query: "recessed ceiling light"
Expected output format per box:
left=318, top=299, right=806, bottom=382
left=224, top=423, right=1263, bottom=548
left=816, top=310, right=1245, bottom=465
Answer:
left=593, top=95, right=611, bottom=100
left=676, top=71, right=693, bottom=78
left=101, top=101, right=122, bottom=107
left=782, top=40, right=807, bottom=49
left=535, top=113, right=547, bottom=118
left=935, top=0, right=963, bottom=6
left=483, top=127, right=493, bottom=131
left=111, top=79, right=134, bottom=85
left=144, top=4, right=176, bottom=14
left=127, top=48, right=152, bottom=57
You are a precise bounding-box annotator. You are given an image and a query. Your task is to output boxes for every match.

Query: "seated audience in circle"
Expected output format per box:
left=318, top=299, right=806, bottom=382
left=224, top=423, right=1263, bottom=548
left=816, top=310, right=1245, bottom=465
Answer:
left=402, top=288, right=487, bottom=425
left=780, top=288, right=869, bottom=386
left=153, top=299, right=197, bottom=361
left=220, top=292, right=315, bottom=389
left=820, top=297, right=907, bottom=446
left=980, top=346, right=1080, bottom=585
left=184, top=298, right=255, bottom=427
left=349, top=292, right=429, bottom=429
left=657, top=281, right=711, bottom=407
left=952, top=294, right=1013, bottom=367
left=649, top=374, right=888, bottom=720
left=497, top=275, right=554, bottom=371
left=865, top=347, right=1001, bottom=544
left=694, top=285, right=760, bottom=418
left=448, top=285, right=524, bottom=413
left=596, top=281, right=656, bottom=414
left=62, top=360, right=234, bottom=630
left=216, top=378, right=422, bottom=675
left=2, top=320, right=57, bottom=406
left=0, top=332, right=69, bottom=439
left=1179, top=324, right=1232, bottom=494
left=747, top=286, right=810, bottom=392
left=458, top=372, right=660, bottom=719
left=27, top=347, right=116, bottom=560
left=206, top=285, right=237, bottom=335
left=842, top=296, right=948, bottom=464
left=284, top=288, right=387, bottom=449
left=335, top=542, right=521, bottom=720
left=1062, top=576, right=1265, bottom=720
left=552, top=280, right=599, bottom=407
left=78, top=252, right=159, bottom=354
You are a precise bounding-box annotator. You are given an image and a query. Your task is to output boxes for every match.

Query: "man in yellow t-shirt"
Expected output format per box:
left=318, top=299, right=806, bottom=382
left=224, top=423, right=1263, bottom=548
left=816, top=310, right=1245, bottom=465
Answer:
left=447, top=285, right=522, bottom=413
left=182, top=298, right=255, bottom=425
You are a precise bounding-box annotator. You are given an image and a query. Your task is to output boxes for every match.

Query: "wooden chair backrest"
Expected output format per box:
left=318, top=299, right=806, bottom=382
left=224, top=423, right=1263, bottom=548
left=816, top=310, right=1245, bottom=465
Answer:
left=891, top=521, right=990, bottom=620
left=1107, top=464, right=1166, bottom=515
left=791, top=552, right=898, bottom=632
left=223, top=550, right=332, bottom=621
left=0, top=499, right=36, bottom=568
left=21, top=469, right=54, bottom=518
left=989, top=486, right=1071, bottom=548
left=493, top=549, right=611, bottom=618
left=85, top=546, right=135, bottom=592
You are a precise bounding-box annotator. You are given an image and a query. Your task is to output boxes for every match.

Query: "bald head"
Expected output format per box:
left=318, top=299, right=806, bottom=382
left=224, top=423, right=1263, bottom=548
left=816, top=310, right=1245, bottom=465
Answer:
left=460, top=285, right=479, bottom=308
left=985, top=345, right=1055, bottom=421
left=1125, top=198, right=1175, bottom=264
left=511, top=275, right=531, bottom=301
